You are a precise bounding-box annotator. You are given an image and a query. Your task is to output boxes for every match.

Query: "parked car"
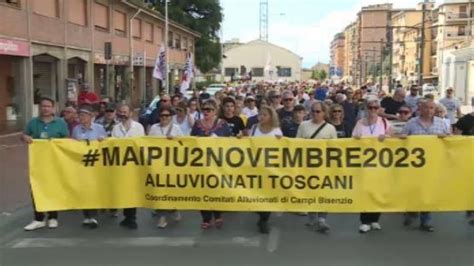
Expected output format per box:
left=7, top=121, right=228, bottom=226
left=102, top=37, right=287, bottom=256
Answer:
left=205, top=84, right=226, bottom=96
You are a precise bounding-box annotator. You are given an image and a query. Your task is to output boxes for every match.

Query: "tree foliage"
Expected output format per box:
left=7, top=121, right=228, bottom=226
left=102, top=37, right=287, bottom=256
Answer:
left=153, top=0, right=223, bottom=73
left=311, top=69, right=328, bottom=81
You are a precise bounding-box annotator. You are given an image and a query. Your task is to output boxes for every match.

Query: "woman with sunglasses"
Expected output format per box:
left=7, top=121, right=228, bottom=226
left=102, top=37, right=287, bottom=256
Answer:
left=191, top=99, right=232, bottom=229
left=352, top=99, right=392, bottom=233
left=172, top=101, right=194, bottom=135
left=297, top=102, right=338, bottom=233
left=248, top=106, right=283, bottom=234
left=328, top=104, right=352, bottom=138
left=149, top=106, right=184, bottom=228
left=390, top=105, right=412, bottom=135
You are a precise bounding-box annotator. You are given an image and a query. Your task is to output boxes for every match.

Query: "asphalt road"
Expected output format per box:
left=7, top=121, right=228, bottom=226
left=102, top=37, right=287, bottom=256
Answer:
left=1, top=207, right=473, bottom=266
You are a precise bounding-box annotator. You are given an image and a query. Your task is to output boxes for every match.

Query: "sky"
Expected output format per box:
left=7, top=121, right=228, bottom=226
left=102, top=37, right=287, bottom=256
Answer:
left=221, top=0, right=444, bottom=68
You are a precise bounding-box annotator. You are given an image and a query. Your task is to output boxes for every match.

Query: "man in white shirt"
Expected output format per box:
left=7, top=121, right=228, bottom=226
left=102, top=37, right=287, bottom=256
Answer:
left=439, top=87, right=461, bottom=125
left=296, top=102, right=337, bottom=233
left=112, top=104, right=145, bottom=229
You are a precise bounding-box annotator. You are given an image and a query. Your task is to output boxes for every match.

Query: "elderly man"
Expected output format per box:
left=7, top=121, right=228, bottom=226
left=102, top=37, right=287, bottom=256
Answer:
left=439, top=87, right=461, bottom=125
left=72, top=105, right=107, bottom=229
left=381, top=87, right=406, bottom=120
left=400, top=99, right=451, bottom=232
left=112, top=104, right=145, bottom=229
left=62, top=106, right=79, bottom=137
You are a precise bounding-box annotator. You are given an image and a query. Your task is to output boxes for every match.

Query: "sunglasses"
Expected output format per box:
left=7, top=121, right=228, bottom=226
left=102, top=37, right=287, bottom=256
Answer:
left=159, top=113, right=171, bottom=117
left=202, top=108, right=215, bottom=112
left=161, top=99, right=169, bottom=102
left=271, top=95, right=281, bottom=98
left=332, top=110, right=342, bottom=113
left=312, top=110, right=322, bottom=113
left=176, top=108, right=184, bottom=112
left=283, top=98, right=294, bottom=102
left=368, top=106, right=379, bottom=110
left=105, top=109, right=115, bottom=112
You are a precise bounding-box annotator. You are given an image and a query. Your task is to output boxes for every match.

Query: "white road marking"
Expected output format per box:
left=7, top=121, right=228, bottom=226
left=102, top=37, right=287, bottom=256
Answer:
left=9, top=236, right=261, bottom=249
left=266, top=227, right=280, bottom=252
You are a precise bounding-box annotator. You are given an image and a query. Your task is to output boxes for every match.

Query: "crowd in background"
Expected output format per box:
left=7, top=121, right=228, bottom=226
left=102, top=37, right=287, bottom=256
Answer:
left=21, top=79, right=474, bottom=234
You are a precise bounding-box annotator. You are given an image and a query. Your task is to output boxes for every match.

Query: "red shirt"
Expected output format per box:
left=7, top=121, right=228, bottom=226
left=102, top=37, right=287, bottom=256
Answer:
left=78, top=91, right=100, bottom=105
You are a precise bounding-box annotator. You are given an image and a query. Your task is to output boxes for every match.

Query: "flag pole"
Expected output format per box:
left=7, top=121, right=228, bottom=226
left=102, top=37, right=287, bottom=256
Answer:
left=164, top=0, right=169, bottom=95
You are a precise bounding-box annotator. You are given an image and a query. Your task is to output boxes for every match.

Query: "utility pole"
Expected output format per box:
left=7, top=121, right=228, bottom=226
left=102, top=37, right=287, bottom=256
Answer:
left=387, top=26, right=394, bottom=93
left=379, top=38, right=384, bottom=86
left=418, top=0, right=428, bottom=88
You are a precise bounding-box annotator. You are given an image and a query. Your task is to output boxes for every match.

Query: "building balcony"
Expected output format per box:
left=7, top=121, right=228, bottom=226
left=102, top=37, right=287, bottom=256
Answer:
left=446, top=12, right=470, bottom=21
left=446, top=32, right=468, bottom=39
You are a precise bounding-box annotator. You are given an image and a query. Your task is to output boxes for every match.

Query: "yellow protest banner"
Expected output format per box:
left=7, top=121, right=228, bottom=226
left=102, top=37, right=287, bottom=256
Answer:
left=29, top=136, right=474, bottom=212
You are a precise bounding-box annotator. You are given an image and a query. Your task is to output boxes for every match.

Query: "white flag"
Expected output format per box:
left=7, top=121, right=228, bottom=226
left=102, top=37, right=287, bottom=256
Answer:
left=153, top=45, right=166, bottom=80
left=180, top=53, right=193, bottom=95
left=264, top=52, right=273, bottom=80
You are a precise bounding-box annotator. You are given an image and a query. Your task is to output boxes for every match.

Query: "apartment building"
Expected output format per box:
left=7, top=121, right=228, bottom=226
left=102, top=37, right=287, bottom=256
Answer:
left=343, top=22, right=357, bottom=83
left=0, top=0, right=199, bottom=128
left=330, top=32, right=345, bottom=78
left=434, top=0, right=474, bottom=103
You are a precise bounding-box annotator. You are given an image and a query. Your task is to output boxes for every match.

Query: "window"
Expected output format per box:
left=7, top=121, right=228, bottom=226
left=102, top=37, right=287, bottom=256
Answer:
left=458, top=26, right=466, bottom=36
left=154, top=26, right=163, bottom=44
left=225, top=68, right=238, bottom=77
left=133, top=18, right=142, bottom=39
left=175, top=34, right=181, bottom=49
left=144, top=22, right=153, bottom=42
left=114, top=10, right=126, bottom=37
left=33, top=0, right=59, bottom=18
left=251, top=68, right=264, bottom=77
left=94, top=3, right=109, bottom=31
left=277, top=67, right=292, bottom=77
left=183, top=37, right=188, bottom=51
left=68, top=0, right=87, bottom=26
left=168, top=31, right=174, bottom=47
left=0, top=0, right=20, bottom=8
left=189, top=39, right=193, bottom=53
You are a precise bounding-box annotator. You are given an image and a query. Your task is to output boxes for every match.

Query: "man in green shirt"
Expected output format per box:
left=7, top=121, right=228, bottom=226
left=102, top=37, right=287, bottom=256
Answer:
left=22, top=97, right=69, bottom=231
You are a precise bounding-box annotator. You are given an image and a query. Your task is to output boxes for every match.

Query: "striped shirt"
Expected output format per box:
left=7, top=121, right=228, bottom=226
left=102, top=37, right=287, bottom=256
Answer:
left=401, top=117, right=450, bottom=135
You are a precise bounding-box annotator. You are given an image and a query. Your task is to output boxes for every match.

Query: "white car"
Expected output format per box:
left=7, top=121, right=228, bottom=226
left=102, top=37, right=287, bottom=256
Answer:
left=205, top=84, right=226, bottom=96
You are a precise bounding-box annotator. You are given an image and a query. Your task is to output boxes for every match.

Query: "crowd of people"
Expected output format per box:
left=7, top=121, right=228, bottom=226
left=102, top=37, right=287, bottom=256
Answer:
left=21, top=80, right=474, bottom=234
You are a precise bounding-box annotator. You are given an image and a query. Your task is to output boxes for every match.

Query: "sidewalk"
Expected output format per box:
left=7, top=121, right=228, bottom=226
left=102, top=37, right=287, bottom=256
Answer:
left=0, top=121, right=23, bottom=136
left=0, top=132, right=30, bottom=214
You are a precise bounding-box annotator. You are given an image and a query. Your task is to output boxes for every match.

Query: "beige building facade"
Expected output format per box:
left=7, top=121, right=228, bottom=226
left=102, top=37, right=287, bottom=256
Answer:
left=0, top=0, right=199, bottom=128
left=222, top=40, right=302, bottom=82
left=330, top=32, right=345, bottom=78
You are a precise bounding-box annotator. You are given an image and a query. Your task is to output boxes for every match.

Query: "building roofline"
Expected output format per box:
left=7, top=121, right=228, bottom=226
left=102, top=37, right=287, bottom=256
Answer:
left=438, top=1, right=473, bottom=8
left=227, top=39, right=303, bottom=60
left=122, top=0, right=201, bottom=38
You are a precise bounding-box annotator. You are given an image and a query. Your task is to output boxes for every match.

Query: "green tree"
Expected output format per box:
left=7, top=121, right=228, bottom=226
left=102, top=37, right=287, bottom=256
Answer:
left=153, top=0, right=223, bottom=73
left=318, top=70, right=327, bottom=80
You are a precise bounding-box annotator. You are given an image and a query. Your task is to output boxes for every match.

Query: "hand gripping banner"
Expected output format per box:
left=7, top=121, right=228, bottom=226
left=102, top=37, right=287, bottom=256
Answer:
left=29, top=136, right=474, bottom=212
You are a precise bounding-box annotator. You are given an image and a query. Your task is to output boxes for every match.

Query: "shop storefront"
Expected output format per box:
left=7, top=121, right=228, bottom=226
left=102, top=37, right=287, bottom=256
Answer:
left=0, top=37, right=30, bottom=131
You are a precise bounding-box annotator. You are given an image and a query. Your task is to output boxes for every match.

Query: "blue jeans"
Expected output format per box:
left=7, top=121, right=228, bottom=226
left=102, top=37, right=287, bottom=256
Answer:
left=406, top=212, right=431, bottom=225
